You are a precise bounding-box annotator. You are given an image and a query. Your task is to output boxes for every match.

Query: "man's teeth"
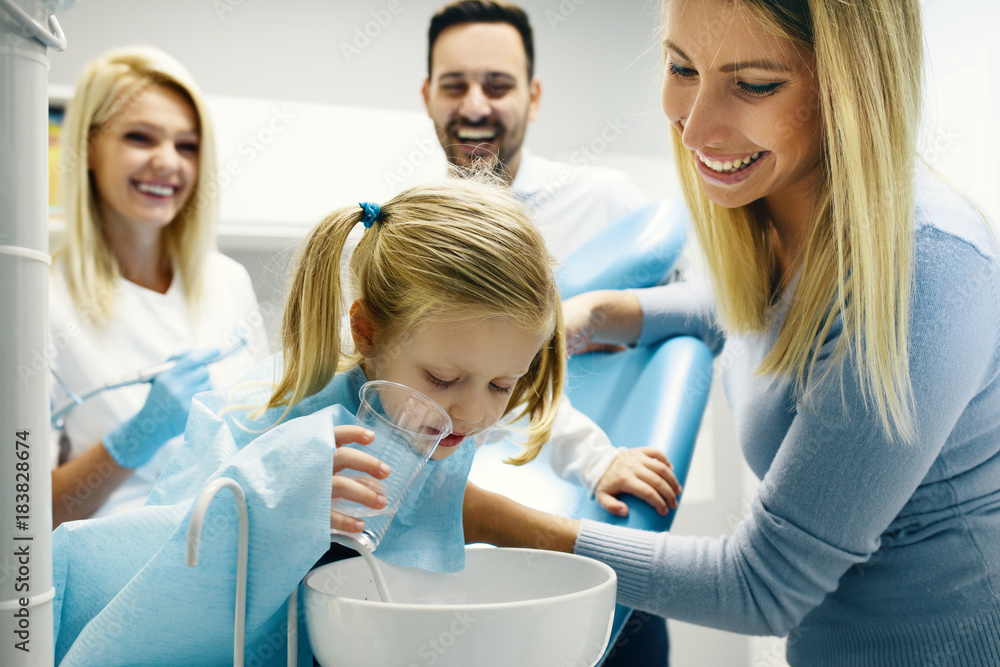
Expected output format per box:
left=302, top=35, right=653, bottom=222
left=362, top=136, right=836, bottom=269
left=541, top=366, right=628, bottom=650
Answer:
left=136, top=182, right=176, bottom=197
left=698, top=152, right=761, bottom=173
left=457, top=129, right=496, bottom=141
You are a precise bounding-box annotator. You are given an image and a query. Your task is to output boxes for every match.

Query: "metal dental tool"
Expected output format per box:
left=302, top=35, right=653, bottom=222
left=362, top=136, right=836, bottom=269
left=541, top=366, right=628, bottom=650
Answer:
left=50, top=336, right=249, bottom=428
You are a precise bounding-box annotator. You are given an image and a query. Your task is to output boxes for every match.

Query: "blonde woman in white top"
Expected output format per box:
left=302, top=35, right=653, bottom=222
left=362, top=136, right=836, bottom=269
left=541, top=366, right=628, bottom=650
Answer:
left=50, top=46, right=268, bottom=526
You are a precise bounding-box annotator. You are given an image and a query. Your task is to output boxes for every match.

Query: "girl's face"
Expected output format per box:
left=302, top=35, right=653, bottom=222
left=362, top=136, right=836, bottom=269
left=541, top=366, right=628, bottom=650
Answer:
left=661, top=0, right=824, bottom=215
left=87, top=84, right=200, bottom=239
left=353, top=306, right=549, bottom=461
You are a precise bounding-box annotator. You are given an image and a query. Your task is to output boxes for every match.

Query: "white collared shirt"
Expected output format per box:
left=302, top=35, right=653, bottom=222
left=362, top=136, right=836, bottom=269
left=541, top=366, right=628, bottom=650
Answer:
left=510, top=149, right=648, bottom=262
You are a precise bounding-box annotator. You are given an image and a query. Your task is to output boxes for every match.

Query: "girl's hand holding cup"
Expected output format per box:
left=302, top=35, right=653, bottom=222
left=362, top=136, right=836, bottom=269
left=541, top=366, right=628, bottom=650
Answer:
left=330, top=425, right=389, bottom=534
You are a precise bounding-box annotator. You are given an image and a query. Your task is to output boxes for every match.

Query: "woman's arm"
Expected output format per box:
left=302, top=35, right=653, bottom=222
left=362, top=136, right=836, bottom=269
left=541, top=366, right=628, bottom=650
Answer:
left=562, top=290, right=643, bottom=353
left=51, top=442, right=132, bottom=527
left=51, top=349, right=218, bottom=526
left=581, top=234, right=1000, bottom=636
left=463, top=481, right=580, bottom=553
left=563, top=282, right=724, bottom=355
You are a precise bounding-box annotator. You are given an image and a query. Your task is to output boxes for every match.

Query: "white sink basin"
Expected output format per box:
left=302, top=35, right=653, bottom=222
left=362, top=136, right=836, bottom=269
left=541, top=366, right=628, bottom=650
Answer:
left=304, top=546, right=617, bottom=667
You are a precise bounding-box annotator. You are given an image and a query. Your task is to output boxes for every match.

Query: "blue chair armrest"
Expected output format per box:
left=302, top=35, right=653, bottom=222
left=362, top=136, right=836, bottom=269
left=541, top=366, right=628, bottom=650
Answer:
left=566, top=336, right=712, bottom=530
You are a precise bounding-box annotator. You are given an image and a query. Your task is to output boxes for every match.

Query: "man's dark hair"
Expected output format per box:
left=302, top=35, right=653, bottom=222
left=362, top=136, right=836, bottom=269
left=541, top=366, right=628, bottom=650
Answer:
left=427, top=1, right=535, bottom=78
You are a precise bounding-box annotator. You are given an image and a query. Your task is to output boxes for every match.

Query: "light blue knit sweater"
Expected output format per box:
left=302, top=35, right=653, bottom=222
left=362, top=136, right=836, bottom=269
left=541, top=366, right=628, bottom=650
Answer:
left=574, top=173, right=1000, bottom=665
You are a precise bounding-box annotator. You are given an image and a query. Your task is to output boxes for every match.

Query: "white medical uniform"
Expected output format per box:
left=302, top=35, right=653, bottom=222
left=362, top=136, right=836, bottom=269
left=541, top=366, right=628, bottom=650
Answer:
left=511, top=149, right=648, bottom=262
left=48, top=252, right=270, bottom=517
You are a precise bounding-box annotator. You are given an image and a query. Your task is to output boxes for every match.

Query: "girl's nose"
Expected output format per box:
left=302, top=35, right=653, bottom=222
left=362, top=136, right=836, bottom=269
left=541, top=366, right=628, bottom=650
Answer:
left=446, top=389, right=485, bottom=433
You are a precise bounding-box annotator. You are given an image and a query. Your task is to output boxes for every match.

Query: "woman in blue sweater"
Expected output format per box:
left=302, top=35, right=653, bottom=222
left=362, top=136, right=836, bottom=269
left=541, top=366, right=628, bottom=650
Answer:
left=463, top=0, right=1000, bottom=663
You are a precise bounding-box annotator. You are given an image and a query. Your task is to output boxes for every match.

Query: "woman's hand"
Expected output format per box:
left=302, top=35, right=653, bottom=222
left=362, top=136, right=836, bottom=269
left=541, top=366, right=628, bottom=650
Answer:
left=102, top=348, right=220, bottom=469
left=594, top=447, right=682, bottom=517
left=330, top=425, right=389, bottom=533
left=463, top=482, right=580, bottom=553
left=562, top=290, right=643, bottom=355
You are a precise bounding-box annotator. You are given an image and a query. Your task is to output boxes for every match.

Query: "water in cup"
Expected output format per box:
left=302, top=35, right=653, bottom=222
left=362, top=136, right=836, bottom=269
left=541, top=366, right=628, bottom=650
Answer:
left=330, top=380, right=452, bottom=552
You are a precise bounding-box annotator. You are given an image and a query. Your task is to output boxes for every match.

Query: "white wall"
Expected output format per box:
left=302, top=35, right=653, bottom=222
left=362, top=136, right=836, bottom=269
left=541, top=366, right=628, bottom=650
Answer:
left=920, top=0, right=1000, bottom=231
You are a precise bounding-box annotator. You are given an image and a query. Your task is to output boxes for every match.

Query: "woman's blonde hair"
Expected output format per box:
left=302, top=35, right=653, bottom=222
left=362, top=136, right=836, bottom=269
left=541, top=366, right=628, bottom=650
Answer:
left=670, top=0, right=923, bottom=441
left=56, top=45, right=218, bottom=324
left=265, top=178, right=565, bottom=464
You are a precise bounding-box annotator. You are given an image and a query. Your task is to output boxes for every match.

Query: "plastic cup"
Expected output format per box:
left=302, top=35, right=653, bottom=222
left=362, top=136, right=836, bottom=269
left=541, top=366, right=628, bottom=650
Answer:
left=330, top=380, right=453, bottom=551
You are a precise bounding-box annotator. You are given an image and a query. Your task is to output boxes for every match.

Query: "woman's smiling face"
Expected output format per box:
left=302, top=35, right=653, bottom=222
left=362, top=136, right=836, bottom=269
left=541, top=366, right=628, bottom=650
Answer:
left=661, top=0, right=824, bottom=212
left=87, top=84, right=200, bottom=237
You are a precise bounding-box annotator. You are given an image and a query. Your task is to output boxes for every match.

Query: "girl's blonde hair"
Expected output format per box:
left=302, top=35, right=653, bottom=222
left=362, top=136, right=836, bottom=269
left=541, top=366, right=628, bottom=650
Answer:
left=671, top=0, right=923, bottom=441
left=265, top=178, right=565, bottom=464
left=56, top=45, right=218, bottom=324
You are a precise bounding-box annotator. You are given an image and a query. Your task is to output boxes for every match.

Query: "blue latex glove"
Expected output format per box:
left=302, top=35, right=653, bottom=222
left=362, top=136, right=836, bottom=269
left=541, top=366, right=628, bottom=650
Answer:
left=102, top=348, right=219, bottom=469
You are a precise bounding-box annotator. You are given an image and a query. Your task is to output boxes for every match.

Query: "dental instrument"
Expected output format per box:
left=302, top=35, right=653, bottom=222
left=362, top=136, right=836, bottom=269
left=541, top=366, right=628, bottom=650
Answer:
left=50, top=336, right=248, bottom=427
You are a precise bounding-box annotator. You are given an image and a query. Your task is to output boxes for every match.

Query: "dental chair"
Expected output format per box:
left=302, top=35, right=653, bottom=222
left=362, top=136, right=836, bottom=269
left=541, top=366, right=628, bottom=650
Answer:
left=556, top=197, right=689, bottom=299
left=468, top=197, right=715, bottom=666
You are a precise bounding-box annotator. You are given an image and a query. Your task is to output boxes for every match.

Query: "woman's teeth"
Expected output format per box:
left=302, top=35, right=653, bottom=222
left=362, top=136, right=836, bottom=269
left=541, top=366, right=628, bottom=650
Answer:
left=698, top=152, right=762, bottom=173
left=136, top=182, right=176, bottom=197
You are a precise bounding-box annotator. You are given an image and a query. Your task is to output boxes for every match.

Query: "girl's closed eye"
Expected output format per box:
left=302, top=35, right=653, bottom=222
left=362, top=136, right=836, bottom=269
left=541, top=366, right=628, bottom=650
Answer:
left=424, top=371, right=456, bottom=389
left=489, top=382, right=513, bottom=396
left=424, top=370, right=513, bottom=395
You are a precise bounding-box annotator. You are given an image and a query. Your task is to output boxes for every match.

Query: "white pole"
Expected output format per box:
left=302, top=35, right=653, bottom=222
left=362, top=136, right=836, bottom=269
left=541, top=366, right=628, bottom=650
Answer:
left=0, top=1, right=69, bottom=665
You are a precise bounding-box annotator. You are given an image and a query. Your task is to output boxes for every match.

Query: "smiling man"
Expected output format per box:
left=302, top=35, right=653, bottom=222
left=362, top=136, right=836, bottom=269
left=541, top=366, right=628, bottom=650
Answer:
left=422, top=0, right=648, bottom=262
left=422, top=2, right=537, bottom=179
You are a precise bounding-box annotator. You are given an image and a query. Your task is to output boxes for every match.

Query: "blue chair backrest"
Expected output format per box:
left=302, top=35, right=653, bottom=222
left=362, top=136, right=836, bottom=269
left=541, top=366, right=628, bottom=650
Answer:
left=557, top=198, right=689, bottom=299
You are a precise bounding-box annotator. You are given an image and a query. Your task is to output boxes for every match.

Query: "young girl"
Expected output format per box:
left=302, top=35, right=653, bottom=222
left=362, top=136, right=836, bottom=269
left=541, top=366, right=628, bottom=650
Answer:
left=52, top=178, right=676, bottom=665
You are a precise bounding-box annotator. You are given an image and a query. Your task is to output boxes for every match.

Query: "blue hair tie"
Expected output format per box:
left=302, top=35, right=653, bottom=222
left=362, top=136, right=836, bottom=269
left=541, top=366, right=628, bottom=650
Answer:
left=359, top=202, right=381, bottom=228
